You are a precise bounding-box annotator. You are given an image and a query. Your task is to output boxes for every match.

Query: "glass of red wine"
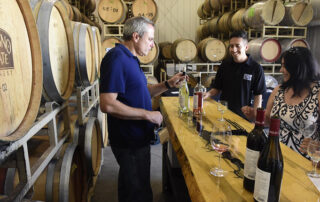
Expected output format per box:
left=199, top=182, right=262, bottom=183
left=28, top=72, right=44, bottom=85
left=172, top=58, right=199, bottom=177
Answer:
left=210, top=123, right=232, bottom=177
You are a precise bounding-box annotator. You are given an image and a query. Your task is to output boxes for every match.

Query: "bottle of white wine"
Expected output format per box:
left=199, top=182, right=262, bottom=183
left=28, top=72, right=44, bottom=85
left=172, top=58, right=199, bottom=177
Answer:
left=193, top=74, right=206, bottom=116
left=179, top=69, right=189, bottom=113
left=254, top=116, right=283, bottom=202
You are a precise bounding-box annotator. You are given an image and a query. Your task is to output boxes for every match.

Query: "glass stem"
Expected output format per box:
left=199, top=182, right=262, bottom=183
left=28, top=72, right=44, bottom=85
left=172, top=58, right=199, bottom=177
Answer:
left=314, top=161, right=318, bottom=174
left=218, top=153, right=221, bottom=170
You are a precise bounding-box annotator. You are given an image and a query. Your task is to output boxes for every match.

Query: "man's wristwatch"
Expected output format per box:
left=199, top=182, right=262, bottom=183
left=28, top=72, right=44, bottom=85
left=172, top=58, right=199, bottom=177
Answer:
left=164, top=80, right=172, bottom=89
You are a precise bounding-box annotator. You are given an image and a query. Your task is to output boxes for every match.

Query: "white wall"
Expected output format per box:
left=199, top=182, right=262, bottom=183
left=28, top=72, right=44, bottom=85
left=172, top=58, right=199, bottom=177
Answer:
left=154, top=0, right=202, bottom=43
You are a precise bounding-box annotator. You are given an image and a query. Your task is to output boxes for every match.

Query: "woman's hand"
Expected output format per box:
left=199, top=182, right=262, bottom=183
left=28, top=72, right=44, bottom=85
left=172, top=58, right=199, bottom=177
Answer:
left=300, top=138, right=311, bottom=154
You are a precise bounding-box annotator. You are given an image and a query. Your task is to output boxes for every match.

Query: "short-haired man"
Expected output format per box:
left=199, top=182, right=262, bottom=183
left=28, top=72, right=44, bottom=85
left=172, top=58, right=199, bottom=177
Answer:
left=99, top=16, right=185, bottom=202
left=204, top=30, right=266, bottom=118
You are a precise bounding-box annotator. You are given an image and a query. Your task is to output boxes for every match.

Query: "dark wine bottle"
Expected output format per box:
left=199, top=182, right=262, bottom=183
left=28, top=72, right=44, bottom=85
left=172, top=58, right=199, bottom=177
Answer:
left=243, top=108, right=267, bottom=192
left=253, top=117, right=283, bottom=202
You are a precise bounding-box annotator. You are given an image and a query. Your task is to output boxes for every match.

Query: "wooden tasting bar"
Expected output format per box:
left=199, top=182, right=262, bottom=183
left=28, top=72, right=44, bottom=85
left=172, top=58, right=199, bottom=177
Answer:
left=160, top=97, right=319, bottom=202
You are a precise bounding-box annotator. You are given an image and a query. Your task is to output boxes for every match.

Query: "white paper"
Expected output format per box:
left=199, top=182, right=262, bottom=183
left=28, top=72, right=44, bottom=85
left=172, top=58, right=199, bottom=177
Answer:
left=308, top=176, right=320, bottom=192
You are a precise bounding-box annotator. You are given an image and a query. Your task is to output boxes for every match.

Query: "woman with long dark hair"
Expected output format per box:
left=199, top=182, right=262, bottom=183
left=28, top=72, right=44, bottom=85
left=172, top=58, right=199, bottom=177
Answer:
left=242, top=47, right=320, bottom=157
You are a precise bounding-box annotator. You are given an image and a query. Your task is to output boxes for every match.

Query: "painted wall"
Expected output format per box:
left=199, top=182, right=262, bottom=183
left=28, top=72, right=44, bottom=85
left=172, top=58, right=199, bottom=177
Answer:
left=153, top=0, right=202, bottom=43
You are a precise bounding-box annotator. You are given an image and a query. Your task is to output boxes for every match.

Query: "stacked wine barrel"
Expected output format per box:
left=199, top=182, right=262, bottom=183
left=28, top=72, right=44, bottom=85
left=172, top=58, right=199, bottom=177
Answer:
left=196, top=0, right=313, bottom=64
left=0, top=0, right=105, bottom=201
left=98, top=0, right=158, bottom=24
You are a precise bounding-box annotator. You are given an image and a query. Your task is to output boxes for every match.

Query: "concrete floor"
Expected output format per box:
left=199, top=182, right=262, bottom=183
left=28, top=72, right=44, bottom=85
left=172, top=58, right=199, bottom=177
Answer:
left=91, top=144, right=173, bottom=202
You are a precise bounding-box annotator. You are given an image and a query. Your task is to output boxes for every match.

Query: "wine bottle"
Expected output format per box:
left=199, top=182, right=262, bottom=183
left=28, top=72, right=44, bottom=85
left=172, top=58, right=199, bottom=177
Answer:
left=179, top=69, right=189, bottom=113
left=243, top=108, right=267, bottom=192
left=253, top=116, right=283, bottom=202
left=193, top=74, right=206, bottom=116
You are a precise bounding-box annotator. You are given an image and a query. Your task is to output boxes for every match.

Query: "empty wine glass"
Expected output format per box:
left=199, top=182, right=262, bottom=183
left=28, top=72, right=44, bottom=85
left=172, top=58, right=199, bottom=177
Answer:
left=298, top=121, right=317, bottom=138
left=210, top=123, right=232, bottom=177
left=307, top=139, right=320, bottom=178
left=217, top=100, right=228, bottom=122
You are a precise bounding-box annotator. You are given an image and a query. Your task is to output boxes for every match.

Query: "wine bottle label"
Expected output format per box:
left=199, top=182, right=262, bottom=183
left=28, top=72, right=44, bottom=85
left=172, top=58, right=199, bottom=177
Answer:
left=193, top=95, right=198, bottom=110
left=254, top=168, right=271, bottom=202
left=244, top=148, right=260, bottom=180
left=179, top=95, right=185, bottom=107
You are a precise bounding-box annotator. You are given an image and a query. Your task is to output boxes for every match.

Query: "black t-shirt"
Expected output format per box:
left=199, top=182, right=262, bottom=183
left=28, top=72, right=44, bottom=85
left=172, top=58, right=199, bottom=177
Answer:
left=212, top=55, right=266, bottom=118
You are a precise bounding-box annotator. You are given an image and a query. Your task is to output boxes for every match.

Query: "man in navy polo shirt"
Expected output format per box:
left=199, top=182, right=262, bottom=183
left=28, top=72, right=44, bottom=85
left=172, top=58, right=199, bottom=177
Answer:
left=99, top=16, right=185, bottom=202
left=204, top=30, right=266, bottom=119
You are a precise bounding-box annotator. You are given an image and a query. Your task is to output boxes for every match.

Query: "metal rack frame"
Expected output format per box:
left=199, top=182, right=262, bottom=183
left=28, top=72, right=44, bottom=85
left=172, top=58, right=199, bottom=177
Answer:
left=141, top=64, right=154, bottom=77
left=248, top=25, right=307, bottom=39
left=76, top=79, right=100, bottom=125
left=261, top=63, right=282, bottom=76
left=103, top=24, right=124, bottom=37
left=0, top=102, right=70, bottom=202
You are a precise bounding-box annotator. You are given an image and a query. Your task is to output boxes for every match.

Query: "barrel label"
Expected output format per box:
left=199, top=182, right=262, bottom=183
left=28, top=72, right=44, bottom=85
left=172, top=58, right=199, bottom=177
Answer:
left=102, top=6, right=119, bottom=13
left=137, top=12, right=154, bottom=19
left=0, top=28, right=14, bottom=70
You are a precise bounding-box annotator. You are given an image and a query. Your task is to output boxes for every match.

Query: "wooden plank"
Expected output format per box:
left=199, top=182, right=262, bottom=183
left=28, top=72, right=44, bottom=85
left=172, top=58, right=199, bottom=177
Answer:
left=160, top=97, right=319, bottom=202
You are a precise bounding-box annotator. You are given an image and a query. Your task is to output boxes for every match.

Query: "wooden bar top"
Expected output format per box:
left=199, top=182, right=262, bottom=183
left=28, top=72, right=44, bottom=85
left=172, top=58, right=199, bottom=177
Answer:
left=160, top=97, right=319, bottom=202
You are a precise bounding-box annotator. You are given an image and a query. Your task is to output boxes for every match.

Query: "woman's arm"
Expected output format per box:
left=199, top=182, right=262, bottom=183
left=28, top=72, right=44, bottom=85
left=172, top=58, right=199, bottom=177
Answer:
left=264, top=85, right=280, bottom=126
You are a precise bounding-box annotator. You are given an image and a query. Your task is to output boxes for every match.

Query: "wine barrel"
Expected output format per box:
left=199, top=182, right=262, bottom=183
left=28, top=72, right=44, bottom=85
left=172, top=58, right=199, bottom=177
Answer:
left=248, top=38, right=281, bottom=63
left=147, top=76, right=161, bottom=110
left=207, top=16, right=220, bottom=35
left=280, top=2, right=313, bottom=26
left=171, top=39, right=197, bottom=63
left=86, top=0, right=97, bottom=13
left=244, top=0, right=285, bottom=29
left=73, top=22, right=96, bottom=87
left=132, top=0, right=158, bottom=22
left=77, top=117, right=103, bottom=176
left=197, top=4, right=207, bottom=19
left=1, top=141, right=88, bottom=202
left=102, top=37, right=122, bottom=55
left=279, top=38, right=310, bottom=54
left=220, top=0, right=231, bottom=6
left=137, top=42, right=159, bottom=64
left=60, top=0, right=74, bottom=20
left=159, top=42, right=173, bottom=60
left=218, top=11, right=234, bottom=33
left=203, top=0, right=220, bottom=15
left=198, top=38, right=227, bottom=62
left=196, top=25, right=205, bottom=40
left=231, top=8, right=247, bottom=31
left=72, top=5, right=82, bottom=22
left=0, top=0, right=42, bottom=142
left=97, top=107, right=109, bottom=147
left=91, top=26, right=102, bottom=78
left=98, top=0, right=127, bottom=24
left=33, top=0, right=75, bottom=103
left=79, top=0, right=89, bottom=6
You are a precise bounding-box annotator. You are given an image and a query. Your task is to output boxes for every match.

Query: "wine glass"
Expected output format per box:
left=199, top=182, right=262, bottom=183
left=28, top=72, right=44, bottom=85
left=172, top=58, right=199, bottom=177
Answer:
left=210, top=123, right=232, bottom=177
left=298, top=121, right=317, bottom=138
left=307, top=139, right=320, bottom=178
left=217, top=100, right=228, bottom=122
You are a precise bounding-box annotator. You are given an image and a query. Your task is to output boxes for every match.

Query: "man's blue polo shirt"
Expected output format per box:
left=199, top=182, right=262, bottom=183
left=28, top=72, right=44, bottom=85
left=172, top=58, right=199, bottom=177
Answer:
left=100, top=43, right=154, bottom=148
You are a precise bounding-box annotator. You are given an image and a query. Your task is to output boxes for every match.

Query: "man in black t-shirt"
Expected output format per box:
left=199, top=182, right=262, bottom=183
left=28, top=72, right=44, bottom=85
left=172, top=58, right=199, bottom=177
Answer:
left=204, top=31, right=266, bottom=119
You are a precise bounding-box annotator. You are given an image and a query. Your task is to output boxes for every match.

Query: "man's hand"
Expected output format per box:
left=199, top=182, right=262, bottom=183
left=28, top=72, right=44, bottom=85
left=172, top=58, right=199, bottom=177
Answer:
left=203, top=91, right=211, bottom=100
left=167, top=72, right=187, bottom=88
left=241, top=106, right=255, bottom=121
left=145, top=111, right=163, bottom=126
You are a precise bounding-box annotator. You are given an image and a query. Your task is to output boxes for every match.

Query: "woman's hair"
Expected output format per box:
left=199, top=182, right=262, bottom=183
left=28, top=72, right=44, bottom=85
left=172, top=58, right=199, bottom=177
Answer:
left=123, top=16, right=154, bottom=41
left=281, top=47, right=320, bottom=97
